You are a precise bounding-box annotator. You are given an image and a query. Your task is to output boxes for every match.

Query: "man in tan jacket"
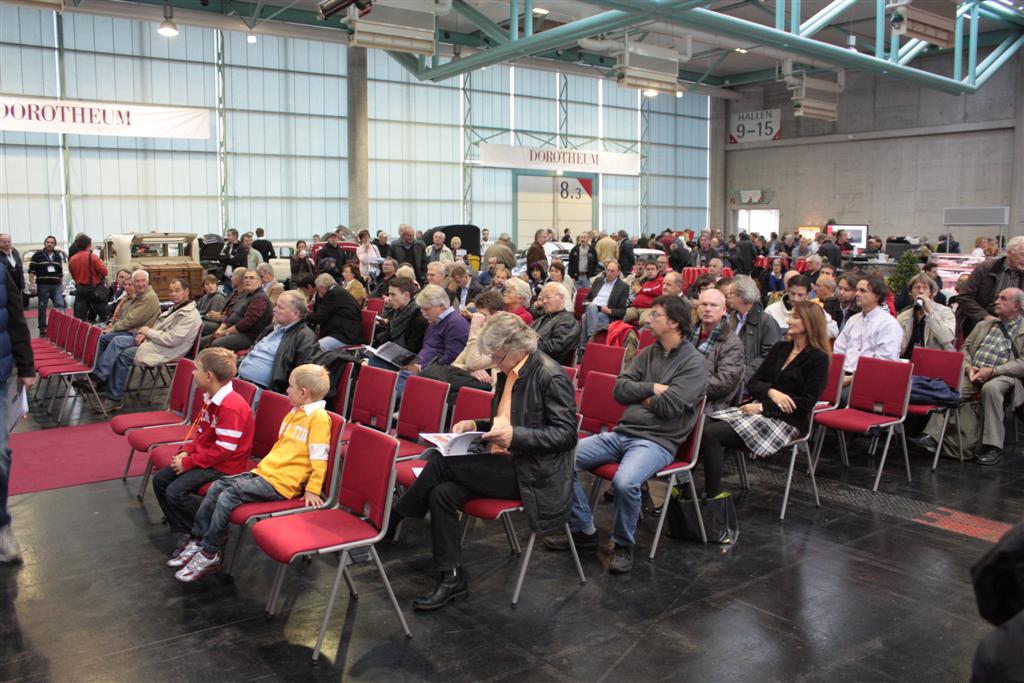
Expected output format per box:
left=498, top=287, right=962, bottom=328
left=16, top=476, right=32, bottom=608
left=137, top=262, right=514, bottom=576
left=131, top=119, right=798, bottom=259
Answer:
left=97, top=279, right=201, bottom=410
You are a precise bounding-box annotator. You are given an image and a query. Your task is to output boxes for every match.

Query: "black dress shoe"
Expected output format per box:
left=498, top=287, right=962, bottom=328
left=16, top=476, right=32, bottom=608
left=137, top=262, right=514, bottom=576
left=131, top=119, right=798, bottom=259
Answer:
left=913, top=435, right=940, bottom=452
left=544, top=530, right=598, bottom=552
left=975, top=446, right=1005, bottom=466
left=412, top=567, right=469, bottom=611
left=609, top=544, right=634, bottom=574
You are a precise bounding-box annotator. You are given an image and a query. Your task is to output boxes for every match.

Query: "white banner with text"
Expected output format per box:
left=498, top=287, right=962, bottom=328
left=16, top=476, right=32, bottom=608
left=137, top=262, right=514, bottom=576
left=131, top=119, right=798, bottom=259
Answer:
left=0, top=94, right=211, bottom=139
left=478, top=143, right=640, bottom=176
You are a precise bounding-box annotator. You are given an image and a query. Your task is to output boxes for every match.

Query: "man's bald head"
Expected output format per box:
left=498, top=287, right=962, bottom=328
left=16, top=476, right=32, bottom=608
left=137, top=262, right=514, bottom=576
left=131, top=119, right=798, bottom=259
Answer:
left=996, top=287, right=1024, bottom=320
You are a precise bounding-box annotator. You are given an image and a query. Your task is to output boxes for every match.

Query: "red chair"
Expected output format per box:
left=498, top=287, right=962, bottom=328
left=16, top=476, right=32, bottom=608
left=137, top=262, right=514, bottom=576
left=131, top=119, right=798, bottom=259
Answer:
left=575, top=342, right=625, bottom=403
left=637, top=327, right=655, bottom=351
left=395, top=386, right=492, bottom=490
left=31, top=310, right=65, bottom=351
left=122, top=383, right=206, bottom=491
left=222, top=407, right=346, bottom=576
left=564, top=366, right=577, bottom=386
left=587, top=398, right=707, bottom=558
left=393, top=376, right=449, bottom=459
left=37, top=325, right=106, bottom=424
left=573, top=288, right=590, bottom=320
left=577, top=371, right=625, bottom=437
left=459, top=496, right=586, bottom=607
left=251, top=425, right=410, bottom=662
left=343, top=365, right=398, bottom=440
left=813, top=357, right=915, bottom=491
left=806, top=353, right=846, bottom=472
left=682, top=267, right=706, bottom=291
left=33, top=317, right=84, bottom=364
left=365, top=298, right=386, bottom=314
left=332, top=362, right=355, bottom=418
left=113, top=358, right=197, bottom=442
left=359, top=309, right=376, bottom=344
left=904, top=348, right=965, bottom=471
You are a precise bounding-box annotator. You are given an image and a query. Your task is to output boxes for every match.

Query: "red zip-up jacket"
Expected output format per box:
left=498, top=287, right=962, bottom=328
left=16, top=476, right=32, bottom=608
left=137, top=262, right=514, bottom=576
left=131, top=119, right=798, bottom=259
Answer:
left=180, top=382, right=255, bottom=474
left=633, top=276, right=664, bottom=309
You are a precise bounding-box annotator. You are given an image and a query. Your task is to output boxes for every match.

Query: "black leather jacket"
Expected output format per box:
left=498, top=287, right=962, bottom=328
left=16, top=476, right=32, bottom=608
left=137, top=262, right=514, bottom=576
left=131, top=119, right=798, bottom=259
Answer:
left=375, top=301, right=428, bottom=354
left=250, top=322, right=321, bottom=393
left=477, top=350, right=578, bottom=534
left=531, top=310, right=580, bottom=365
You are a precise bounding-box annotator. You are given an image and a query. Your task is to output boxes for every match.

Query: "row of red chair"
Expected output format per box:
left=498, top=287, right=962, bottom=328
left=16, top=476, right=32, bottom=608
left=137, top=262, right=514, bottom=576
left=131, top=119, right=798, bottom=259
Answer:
left=31, top=310, right=107, bottom=424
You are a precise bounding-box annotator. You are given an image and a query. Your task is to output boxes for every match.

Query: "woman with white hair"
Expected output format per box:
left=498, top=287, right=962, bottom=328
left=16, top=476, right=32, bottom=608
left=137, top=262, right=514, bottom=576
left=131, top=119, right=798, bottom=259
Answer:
left=503, top=277, right=534, bottom=325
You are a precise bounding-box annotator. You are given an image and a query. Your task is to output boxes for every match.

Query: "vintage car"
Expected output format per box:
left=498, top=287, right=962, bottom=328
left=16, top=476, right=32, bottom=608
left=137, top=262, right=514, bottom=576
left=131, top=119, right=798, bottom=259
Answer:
left=103, top=232, right=206, bottom=301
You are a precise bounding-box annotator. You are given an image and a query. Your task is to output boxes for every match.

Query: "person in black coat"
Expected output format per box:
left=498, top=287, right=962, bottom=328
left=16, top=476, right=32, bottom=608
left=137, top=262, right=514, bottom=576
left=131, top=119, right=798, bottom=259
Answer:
left=732, top=233, right=757, bottom=275
left=669, top=239, right=691, bottom=273
left=391, top=313, right=578, bottom=611
left=817, top=236, right=842, bottom=270
left=307, top=274, right=362, bottom=351
left=373, top=276, right=428, bottom=354
left=698, top=301, right=829, bottom=498
left=616, top=231, right=636, bottom=276
left=316, top=233, right=346, bottom=279
left=390, top=226, right=428, bottom=285
left=251, top=228, right=275, bottom=262
left=218, top=229, right=248, bottom=291
left=567, top=234, right=600, bottom=288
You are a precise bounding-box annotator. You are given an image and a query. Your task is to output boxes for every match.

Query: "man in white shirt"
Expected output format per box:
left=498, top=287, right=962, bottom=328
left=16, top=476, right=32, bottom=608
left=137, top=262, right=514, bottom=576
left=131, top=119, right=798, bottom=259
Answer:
left=834, top=272, right=904, bottom=402
left=765, top=274, right=839, bottom=338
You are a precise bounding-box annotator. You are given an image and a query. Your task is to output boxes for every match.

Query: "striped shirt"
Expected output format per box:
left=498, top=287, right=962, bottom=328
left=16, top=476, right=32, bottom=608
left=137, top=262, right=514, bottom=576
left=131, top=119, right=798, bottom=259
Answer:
left=180, top=382, right=256, bottom=474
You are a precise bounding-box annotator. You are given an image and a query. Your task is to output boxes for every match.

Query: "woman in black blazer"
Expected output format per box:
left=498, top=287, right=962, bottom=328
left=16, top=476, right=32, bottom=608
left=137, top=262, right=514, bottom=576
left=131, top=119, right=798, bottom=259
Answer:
left=699, top=301, right=830, bottom=498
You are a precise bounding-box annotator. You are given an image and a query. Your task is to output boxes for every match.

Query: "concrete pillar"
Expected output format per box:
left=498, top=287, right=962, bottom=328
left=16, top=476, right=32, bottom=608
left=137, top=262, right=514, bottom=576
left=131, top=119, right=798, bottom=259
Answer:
left=1011, top=56, right=1024, bottom=236
left=708, top=98, right=728, bottom=233
left=347, top=46, right=369, bottom=232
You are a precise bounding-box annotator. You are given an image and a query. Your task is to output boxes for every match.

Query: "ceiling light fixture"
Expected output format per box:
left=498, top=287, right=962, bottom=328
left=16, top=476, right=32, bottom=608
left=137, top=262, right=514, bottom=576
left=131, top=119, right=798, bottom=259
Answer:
left=734, top=47, right=748, bottom=53
left=532, top=7, right=549, bottom=14
left=675, top=90, right=683, bottom=98
left=641, top=88, right=659, bottom=98
left=247, top=32, right=257, bottom=43
left=158, top=3, right=178, bottom=37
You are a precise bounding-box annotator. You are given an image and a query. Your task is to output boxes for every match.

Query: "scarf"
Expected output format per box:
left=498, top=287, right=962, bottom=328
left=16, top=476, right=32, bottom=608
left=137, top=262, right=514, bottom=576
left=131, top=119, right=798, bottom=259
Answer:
left=691, top=319, right=724, bottom=357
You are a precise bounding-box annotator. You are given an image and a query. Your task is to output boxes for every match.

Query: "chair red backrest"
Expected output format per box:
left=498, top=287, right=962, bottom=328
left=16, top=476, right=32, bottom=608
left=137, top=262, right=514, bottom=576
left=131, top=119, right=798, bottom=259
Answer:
left=320, top=411, right=347, bottom=502
left=349, top=365, right=398, bottom=431
left=577, top=343, right=625, bottom=390
left=574, top=288, right=590, bottom=320
left=365, top=298, right=385, bottom=314
left=251, top=391, right=293, bottom=459
left=674, top=397, right=707, bottom=466
left=45, top=311, right=65, bottom=344
left=638, top=328, right=655, bottom=351
left=360, top=309, right=376, bottom=345
left=821, top=353, right=845, bottom=406
left=55, top=314, right=74, bottom=349
left=578, top=371, right=625, bottom=435
left=451, top=386, right=493, bottom=424
left=848, top=357, right=914, bottom=418
left=232, top=379, right=259, bottom=406
left=396, top=376, right=449, bottom=441
left=722, top=267, right=734, bottom=279
left=188, top=384, right=207, bottom=420
left=164, top=359, right=195, bottom=415
left=338, top=424, right=399, bottom=531
left=910, top=347, right=964, bottom=391
left=70, top=321, right=90, bottom=361
left=80, top=326, right=102, bottom=368
left=564, top=366, right=578, bottom=385
left=332, top=362, right=355, bottom=418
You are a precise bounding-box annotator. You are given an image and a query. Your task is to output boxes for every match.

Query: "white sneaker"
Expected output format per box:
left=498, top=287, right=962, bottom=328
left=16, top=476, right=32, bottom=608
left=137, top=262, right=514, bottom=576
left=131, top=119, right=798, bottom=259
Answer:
left=175, top=550, right=221, bottom=583
left=167, top=539, right=202, bottom=568
left=0, top=525, right=23, bottom=563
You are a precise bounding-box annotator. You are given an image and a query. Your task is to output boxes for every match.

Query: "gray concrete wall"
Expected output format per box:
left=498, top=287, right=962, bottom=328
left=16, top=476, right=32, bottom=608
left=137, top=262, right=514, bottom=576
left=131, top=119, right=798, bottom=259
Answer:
left=715, top=52, right=1021, bottom=244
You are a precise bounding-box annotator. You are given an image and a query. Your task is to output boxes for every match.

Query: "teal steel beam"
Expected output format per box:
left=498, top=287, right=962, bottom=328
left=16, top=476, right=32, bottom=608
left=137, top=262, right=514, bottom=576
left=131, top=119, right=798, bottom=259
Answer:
left=954, top=11, right=964, bottom=79
left=798, top=0, right=857, bottom=38
left=975, top=31, right=1020, bottom=74
left=874, top=0, right=885, bottom=58
left=789, top=0, right=800, bottom=34
left=897, top=40, right=928, bottom=65
left=510, top=0, right=519, bottom=40
left=524, top=0, right=533, bottom=37
left=452, top=0, right=508, bottom=45
left=969, top=1, right=980, bottom=85
left=889, top=29, right=899, bottom=62
left=975, top=33, right=1024, bottom=86
left=717, top=63, right=829, bottom=87
left=981, top=1, right=1024, bottom=29
left=775, top=0, right=785, bottom=30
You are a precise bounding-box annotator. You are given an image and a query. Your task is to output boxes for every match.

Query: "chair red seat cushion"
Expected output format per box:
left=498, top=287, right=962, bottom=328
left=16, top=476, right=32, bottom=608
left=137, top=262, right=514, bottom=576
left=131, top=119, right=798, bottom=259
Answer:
left=110, top=411, right=182, bottom=435
left=38, top=363, right=89, bottom=378
left=906, top=403, right=941, bottom=416
left=252, top=509, right=378, bottom=563
left=814, top=408, right=900, bottom=433
left=461, top=497, right=523, bottom=520
left=127, top=424, right=191, bottom=452
left=397, top=438, right=426, bottom=459
left=815, top=401, right=834, bottom=412
left=148, top=444, right=181, bottom=470
left=592, top=463, right=620, bottom=481
left=396, top=459, right=427, bottom=488
left=229, top=499, right=304, bottom=524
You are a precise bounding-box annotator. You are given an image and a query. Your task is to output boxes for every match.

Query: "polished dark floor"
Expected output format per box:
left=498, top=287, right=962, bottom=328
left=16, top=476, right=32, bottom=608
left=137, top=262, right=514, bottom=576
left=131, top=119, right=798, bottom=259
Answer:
left=2, top=381, right=1020, bottom=682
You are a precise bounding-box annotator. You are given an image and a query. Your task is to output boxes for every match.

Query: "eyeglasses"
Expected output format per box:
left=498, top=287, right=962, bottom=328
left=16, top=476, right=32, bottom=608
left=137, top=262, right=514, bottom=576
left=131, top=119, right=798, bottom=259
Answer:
left=647, top=311, right=665, bottom=320
left=489, top=349, right=509, bottom=363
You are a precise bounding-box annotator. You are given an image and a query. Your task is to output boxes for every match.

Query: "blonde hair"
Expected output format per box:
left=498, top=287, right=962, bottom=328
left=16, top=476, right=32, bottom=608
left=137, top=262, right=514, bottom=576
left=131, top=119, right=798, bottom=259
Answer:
left=289, top=364, right=330, bottom=400
left=196, top=348, right=237, bottom=382
left=395, top=265, right=415, bottom=280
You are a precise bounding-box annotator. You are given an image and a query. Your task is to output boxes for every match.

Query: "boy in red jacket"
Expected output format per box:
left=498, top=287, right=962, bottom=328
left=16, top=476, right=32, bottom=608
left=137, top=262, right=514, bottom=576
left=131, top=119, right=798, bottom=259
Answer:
left=154, top=348, right=255, bottom=565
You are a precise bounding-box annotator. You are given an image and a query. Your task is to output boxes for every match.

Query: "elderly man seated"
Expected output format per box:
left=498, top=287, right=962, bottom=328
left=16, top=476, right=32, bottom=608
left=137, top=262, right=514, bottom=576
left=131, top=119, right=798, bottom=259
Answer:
left=92, top=269, right=161, bottom=388
left=237, top=290, right=320, bottom=392
left=726, top=275, right=781, bottom=387
left=623, top=260, right=664, bottom=325
left=918, top=288, right=1024, bottom=466
left=581, top=259, right=629, bottom=344
left=394, top=284, right=469, bottom=396
left=205, top=270, right=271, bottom=351
left=255, top=263, right=283, bottom=305
left=201, top=268, right=246, bottom=336
left=94, top=279, right=201, bottom=411
left=692, top=288, right=744, bottom=412
left=707, top=258, right=724, bottom=281
left=765, top=274, right=839, bottom=338
left=531, top=282, right=580, bottom=364
left=307, top=273, right=362, bottom=352
left=898, top=272, right=956, bottom=359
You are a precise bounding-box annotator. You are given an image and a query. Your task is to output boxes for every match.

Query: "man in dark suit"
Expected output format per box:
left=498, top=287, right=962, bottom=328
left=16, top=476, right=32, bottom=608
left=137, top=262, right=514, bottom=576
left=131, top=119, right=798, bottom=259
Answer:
left=581, top=259, right=630, bottom=344
left=733, top=232, right=757, bottom=275
left=818, top=234, right=842, bottom=269
left=218, top=229, right=248, bottom=292
left=308, top=273, right=363, bottom=351
left=390, top=225, right=427, bottom=285
left=450, top=265, right=482, bottom=309
left=615, top=231, right=636, bottom=276
left=251, top=227, right=275, bottom=262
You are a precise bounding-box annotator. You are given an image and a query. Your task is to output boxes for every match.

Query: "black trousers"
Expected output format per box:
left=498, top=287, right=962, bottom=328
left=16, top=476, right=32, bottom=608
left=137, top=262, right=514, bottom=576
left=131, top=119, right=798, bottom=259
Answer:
left=73, top=285, right=105, bottom=323
left=152, top=465, right=225, bottom=535
left=394, top=450, right=519, bottom=571
left=420, top=364, right=492, bottom=414
left=699, top=420, right=747, bottom=497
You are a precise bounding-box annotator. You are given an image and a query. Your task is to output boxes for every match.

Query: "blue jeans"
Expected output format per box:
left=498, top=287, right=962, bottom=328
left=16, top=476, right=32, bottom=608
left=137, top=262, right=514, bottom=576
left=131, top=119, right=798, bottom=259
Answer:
left=106, top=345, right=137, bottom=401
left=581, top=304, right=610, bottom=344
left=36, top=283, right=64, bottom=332
left=191, top=473, right=283, bottom=555
left=94, top=331, right=135, bottom=381
left=0, top=376, right=10, bottom=528
left=570, top=431, right=673, bottom=546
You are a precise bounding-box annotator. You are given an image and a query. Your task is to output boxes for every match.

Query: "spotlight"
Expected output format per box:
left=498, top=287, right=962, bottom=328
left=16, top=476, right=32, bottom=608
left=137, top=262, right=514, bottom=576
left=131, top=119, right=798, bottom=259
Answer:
left=641, top=88, right=659, bottom=98
left=532, top=6, right=549, bottom=14
left=675, top=90, right=683, bottom=98
left=158, top=4, right=178, bottom=37
left=247, top=33, right=257, bottom=43
left=734, top=47, right=748, bottom=54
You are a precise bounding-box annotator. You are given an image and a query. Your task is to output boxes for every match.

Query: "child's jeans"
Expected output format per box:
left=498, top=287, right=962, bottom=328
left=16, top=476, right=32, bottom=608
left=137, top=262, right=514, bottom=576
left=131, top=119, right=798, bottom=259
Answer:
left=191, top=473, right=284, bottom=555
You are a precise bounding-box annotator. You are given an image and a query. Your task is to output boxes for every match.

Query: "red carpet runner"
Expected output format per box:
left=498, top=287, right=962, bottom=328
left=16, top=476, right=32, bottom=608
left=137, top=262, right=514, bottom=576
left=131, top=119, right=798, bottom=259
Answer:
left=9, top=422, right=148, bottom=495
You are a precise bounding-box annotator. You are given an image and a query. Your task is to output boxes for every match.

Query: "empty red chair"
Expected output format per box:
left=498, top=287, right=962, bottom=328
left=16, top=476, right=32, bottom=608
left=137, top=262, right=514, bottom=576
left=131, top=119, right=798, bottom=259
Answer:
left=251, top=425, right=409, bottom=662
left=343, top=365, right=398, bottom=439
left=813, top=357, right=914, bottom=491
left=359, top=309, right=376, bottom=345
left=37, top=325, right=105, bottom=424
left=564, top=366, right=578, bottom=386
left=365, top=298, right=385, bottom=314
left=393, top=376, right=449, bottom=459
left=122, top=383, right=206, bottom=491
left=34, top=318, right=84, bottom=364
left=904, top=347, right=965, bottom=470
left=31, top=310, right=65, bottom=351
left=113, top=358, right=197, bottom=440
left=577, top=371, right=625, bottom=437
left=806, top=353, right=845, bottom=471
left=575, top=342, right=625, bottom=403
left=332, top=362, right=355, bottom=418
left=573, top=288, right=590, bottom=320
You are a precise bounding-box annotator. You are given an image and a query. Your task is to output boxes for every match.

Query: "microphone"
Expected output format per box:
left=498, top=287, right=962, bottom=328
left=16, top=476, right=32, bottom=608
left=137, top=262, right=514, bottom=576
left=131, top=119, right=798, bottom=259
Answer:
left=914, top=297, right=925, bottom=310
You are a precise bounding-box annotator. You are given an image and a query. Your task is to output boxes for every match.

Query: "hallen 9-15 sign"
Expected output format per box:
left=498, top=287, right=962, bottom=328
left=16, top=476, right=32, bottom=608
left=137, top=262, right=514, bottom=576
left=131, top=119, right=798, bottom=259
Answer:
left=728, top=108, right=781, bottom=144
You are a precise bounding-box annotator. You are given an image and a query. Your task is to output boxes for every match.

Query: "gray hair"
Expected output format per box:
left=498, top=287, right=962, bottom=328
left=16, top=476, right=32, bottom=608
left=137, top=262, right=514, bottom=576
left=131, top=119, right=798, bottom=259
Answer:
left=426, top=261, right=446, bottom=276
left=909, top=272, right=938, bottom=295
left=314, top=273, right=336, bottom=289
left=477, top=311, right=538, bottom=357
left=231, top=267, right=247, bottom=283
left=1007, top=236, right=1024, bottom=252
left=416, top=283, right=452, bottom=309
left=708, top=258, right=723, bottom=269
left=256, top=262, right=275, bottom=278
left=541, top=281, right=571, bottom=311
left=499, top=232, right=512, bottom=242
left=278, top=289, right=308, bottom=316
left=504, top=277, right=532, bottom=303
left=806, top=254, right=822, bottom=267
left=730, top=275, right=761, bottom=305
left=131, top=269, right=149, bottom=283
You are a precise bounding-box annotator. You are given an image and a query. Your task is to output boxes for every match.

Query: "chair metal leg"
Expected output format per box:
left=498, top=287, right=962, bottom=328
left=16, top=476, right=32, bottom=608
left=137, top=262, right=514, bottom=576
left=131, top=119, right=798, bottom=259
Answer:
left=83, top=374, right=107, bottom=418
left=805, top=442, right=820, bottom=508
left=838, top=432, right=850, bottom=467
left=224, top=524, right=250, bottom=577
left=780, top=444, right=798, bottom=521
left=734, top=450, right=750, bottom=490
left=341, top=564, right=358, bottom=599
left=587, top=476, right=602, bottom=511
left=900, top=424, right=912, bottom=484
left=500, top=514, right=521, bottom=556
left=932, top=410, right=950, bottom=472
left=136, top=462, right=154, bottom=501
left=122, top=447, right=136, bottom=481
left=510, top=533, right=536, bottom=608
left=265, top=564, right=288, bottom=616
left=312, top=550, right=350, bottom=662
left=956, top=404, right=966, bottom=462
left=649, top=475, right=675, bottom=560
left=565, top=524, right=586, bottom=584
left=688, top=475, right=707, bottom=544
left=871, top=427, right=897, bottom=492
left=370, top=546, right=412, bottom=638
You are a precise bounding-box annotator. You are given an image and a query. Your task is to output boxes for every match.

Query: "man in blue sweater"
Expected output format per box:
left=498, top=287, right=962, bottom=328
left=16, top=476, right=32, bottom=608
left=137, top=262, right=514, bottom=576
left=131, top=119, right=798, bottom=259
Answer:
left=394, top=284, right=469, bottom=396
